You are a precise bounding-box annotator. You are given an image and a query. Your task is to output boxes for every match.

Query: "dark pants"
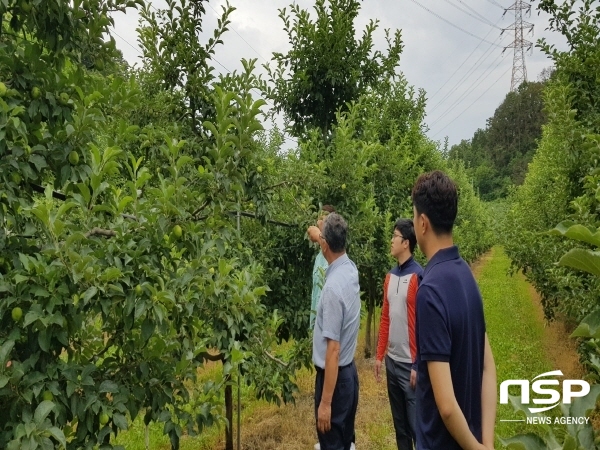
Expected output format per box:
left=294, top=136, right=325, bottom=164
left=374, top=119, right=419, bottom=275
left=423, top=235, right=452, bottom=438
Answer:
left=385, top=356, right=416, bottom=450
left=314, top=361, right=359, bottom=450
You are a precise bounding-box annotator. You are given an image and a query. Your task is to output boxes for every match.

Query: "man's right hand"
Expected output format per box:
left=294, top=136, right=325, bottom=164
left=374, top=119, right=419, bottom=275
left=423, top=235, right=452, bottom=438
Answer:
left=374, top=359, right=382, bottom=382
left=307, top=225, right=321, bottom=243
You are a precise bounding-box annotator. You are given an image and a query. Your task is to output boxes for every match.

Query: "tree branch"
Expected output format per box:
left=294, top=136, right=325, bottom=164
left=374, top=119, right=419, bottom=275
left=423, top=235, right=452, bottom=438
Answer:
left=29, top=183, right=67, bottom=200
left=264, top=350, right=288, bottom=368
left=192, top=200, right=210, bottom=218
left=85, top=227, right=117, bottom=238
left=30, top=183, right=140, bottom=222
left=252, top=337, right=289, bottom=367
left=227, top=211, right=295, bottom=228
left=196, top=351, right=224, bottom=363
left=264, top=181, right=289, bottom=191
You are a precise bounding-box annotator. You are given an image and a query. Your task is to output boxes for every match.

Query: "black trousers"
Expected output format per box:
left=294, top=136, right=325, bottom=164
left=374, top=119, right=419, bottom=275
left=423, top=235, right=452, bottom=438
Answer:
left=385, top=356, right=416, bottom=449
left=314, top=361, right=359, bottom=450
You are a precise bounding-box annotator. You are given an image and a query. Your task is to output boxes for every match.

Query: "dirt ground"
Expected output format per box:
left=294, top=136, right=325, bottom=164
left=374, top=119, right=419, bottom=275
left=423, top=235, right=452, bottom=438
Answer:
left=236, top=338, right=396, bottom=450
left=469, top=251, right=493, bottom=279
left=528, top=285, right=585, bottom=380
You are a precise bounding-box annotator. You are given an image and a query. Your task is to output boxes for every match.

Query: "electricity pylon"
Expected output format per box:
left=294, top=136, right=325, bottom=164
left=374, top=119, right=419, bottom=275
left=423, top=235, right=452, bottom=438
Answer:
left=501, top=1, right=534, bottom=91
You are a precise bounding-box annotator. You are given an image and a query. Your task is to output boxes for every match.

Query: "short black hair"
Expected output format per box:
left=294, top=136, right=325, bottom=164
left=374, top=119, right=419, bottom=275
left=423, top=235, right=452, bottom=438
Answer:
left=395, top=218, right=417, bottom=254
left=322, top=213, right=347, bottom=253
left=412, top=170, right=458, bottom=235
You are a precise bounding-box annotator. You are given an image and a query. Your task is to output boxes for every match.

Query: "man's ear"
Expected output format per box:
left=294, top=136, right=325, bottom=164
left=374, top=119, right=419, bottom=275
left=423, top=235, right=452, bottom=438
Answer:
left=420, top=213, right=429, bottom=235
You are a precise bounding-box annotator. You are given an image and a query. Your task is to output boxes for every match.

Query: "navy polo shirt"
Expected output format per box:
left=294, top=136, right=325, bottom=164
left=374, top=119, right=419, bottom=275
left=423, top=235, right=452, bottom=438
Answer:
left=415, top=246, right=486, bottom=450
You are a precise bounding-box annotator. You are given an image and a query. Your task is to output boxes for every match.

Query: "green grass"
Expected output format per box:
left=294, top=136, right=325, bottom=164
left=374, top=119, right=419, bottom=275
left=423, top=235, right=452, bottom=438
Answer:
left=112, top=364, right=278, bottom=450
left=478, top=246, right=555, bottom=445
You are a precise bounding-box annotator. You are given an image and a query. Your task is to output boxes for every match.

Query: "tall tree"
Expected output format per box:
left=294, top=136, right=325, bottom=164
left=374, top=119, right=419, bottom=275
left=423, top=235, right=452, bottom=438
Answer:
left=486, top=81, right=546, bottom=185
left=138, top=0, right=234, bottom=133
left=266, top=0, right=403, bottom=138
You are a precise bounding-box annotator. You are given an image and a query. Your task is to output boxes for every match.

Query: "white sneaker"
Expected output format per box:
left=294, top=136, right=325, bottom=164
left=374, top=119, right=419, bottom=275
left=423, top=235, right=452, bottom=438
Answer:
left=314, top=442, right=354, bottom=449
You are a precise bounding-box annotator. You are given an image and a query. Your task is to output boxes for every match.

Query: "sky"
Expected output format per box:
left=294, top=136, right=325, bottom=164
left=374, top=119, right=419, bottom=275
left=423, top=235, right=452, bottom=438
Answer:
left=111, top=0, right=567, bottom=149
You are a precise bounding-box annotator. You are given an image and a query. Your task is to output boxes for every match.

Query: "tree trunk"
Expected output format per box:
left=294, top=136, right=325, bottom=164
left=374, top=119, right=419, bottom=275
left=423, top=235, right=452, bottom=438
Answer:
left=225, top=378, right=233, bottom=450
left=372, top=301, right=378, bottom=355
left=364, top=274, right=378, bottom=359
left=364, top=298, right=372, bottom=359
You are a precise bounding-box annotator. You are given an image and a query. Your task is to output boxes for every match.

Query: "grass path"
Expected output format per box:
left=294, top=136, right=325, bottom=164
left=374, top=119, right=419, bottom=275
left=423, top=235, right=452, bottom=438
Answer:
left=118, top=246, right=584, bottom=449
left=476, top=247, right=582, bottom=443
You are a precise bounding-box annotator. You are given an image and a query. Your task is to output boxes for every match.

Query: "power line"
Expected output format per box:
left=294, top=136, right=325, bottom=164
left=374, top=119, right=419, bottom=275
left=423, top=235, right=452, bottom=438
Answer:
left=455, top=0, right=502, bottom=27
left=429, top=37, right=504, bottom=113
left=428, top=19, right=503, bottom=102
left=429, top=32, right=508, bottom=113
left=431, top=55, right=509, bottom=130
left=486, top=0, right=506, bottom=8
left=406, top=0, right=503, bottom=47
left=113, top=29, right=143, bottom=55
left=432, top=65, right=511, bottom=138
left=443, top=0, right=501, bottom=29
left=429, top=52, right=509, bottom=128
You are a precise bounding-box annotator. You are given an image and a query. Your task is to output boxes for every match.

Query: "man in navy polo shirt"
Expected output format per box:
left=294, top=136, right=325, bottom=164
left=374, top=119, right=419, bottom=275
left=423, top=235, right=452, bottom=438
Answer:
left=412, top=170, right=497, bottom=450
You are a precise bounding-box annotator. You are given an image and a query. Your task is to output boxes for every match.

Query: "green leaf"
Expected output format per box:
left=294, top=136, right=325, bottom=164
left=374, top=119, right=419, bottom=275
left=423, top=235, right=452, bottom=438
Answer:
left=38, top=329, right=51, bottom=352
left=29, top=154, right=47, bottom=171
left=558, top=249, right=600, bottom=277
left=569, top=383, right=600, bottom=419
left=55, top=201, right=76, bottom=223
left=82, top=286, right=98, bottom=303
left=549, top=221, right=600, bottom=247
left=34, top=400, right=54, bottom=425
left=14, top=274, right=29, bottom=284
left=31, top=287, right=50, bottom=298
left=100, top=267, right=122, bottom=282
left=112, top=413, right=128, bottom=430
left=98, top=380, right=119, bottom=394
left=218, top=258, right=231, bottom=276
left=571, top=309, right=600, bottom=339
left=47, top=427, right=66, bottom=448
left=24, top=310, right=42, bottom=327
left=0, top=375, right=9, bottom=389
left=141, top=318, right=155, bottom=342
left=499, top=434, right=548, bottom=450
left=77, top=183, right=92, bottom=204
left=562, top=434, right=577, bottom=450
left=576, top=425, right=595, bottom=450
left=176, top=155, right=193, bottom=170
left=0, top=339, right=15, bottom=366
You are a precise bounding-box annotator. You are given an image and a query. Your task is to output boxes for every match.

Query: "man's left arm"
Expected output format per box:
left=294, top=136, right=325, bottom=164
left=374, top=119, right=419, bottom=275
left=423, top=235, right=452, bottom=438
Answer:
left=407, top=273, right=418, bottom=389
left=428, top=361, right=487, bottom=450
left=317, top=339, right=340, bottom=433
left=481, top=333, right=497, bottom=449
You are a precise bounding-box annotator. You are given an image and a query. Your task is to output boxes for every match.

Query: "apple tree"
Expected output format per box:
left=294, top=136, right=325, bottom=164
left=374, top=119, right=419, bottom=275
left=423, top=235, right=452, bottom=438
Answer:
left=0, top=2, right=310, bottom=450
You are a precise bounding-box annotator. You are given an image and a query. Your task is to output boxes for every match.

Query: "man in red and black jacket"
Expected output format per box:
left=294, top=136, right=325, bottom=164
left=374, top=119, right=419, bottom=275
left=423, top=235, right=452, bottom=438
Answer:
left=374, top=218, right=423, bottom=450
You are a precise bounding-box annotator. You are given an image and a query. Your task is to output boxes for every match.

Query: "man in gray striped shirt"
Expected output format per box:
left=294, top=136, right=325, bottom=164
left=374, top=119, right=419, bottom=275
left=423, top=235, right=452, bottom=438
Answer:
left=313, top=213, right=360, bottom=450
